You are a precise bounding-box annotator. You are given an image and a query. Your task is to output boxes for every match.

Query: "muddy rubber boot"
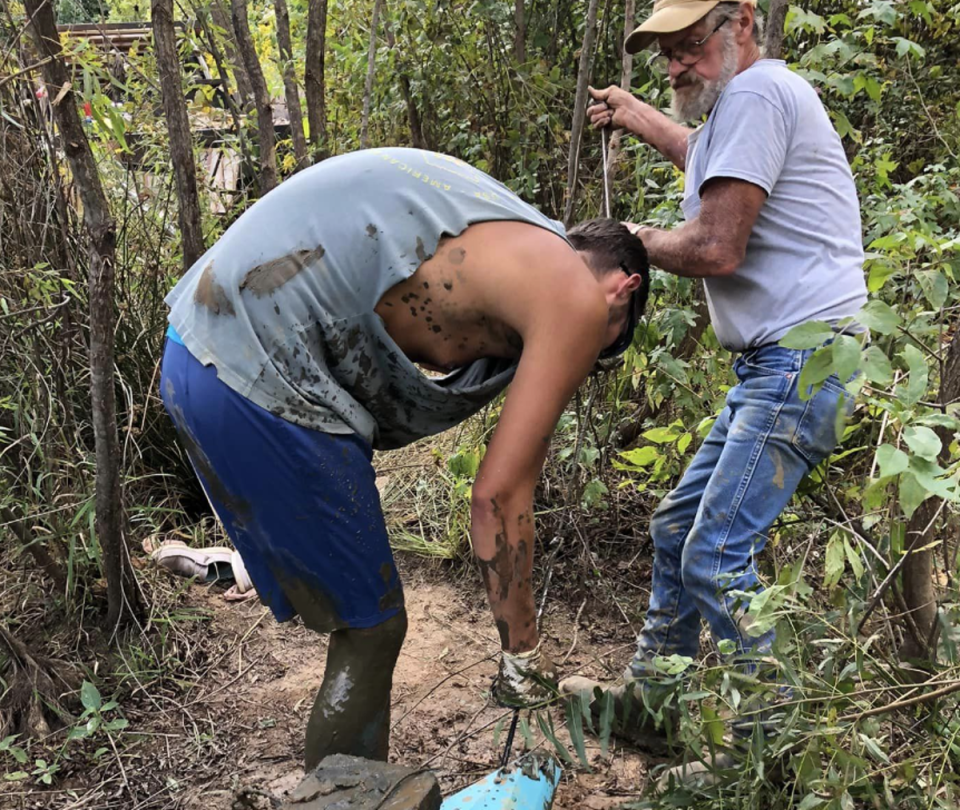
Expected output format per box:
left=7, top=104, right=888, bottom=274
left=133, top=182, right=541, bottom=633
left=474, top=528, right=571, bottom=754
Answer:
left=559, top=675, right=679, bottom=756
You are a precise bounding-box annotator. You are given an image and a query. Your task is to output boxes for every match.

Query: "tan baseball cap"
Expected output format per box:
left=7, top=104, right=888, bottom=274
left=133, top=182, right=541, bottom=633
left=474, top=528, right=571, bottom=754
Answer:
left=625, top=0, right=755, bottom=54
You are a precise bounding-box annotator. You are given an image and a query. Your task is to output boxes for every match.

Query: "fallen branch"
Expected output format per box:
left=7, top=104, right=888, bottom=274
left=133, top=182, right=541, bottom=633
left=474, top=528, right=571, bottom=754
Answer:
left=839, top=678, right=960, bottom=722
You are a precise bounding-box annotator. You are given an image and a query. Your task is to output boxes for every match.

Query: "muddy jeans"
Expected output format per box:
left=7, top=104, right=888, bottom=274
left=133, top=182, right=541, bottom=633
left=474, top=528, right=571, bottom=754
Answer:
left=629, top=344, right=851, bottom=677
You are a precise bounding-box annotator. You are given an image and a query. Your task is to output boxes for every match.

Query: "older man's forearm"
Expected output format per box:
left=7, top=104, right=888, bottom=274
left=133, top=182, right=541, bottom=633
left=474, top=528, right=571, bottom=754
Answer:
left=637, top=224, right=742, bottom=279
left=626, top=105, right=692, bottom=171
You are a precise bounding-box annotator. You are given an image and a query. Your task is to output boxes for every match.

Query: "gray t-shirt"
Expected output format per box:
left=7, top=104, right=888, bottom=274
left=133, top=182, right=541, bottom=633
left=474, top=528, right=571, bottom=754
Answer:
left=165, top=148, right=569, bottom=450
left=683, top=59, right=867, bottom=351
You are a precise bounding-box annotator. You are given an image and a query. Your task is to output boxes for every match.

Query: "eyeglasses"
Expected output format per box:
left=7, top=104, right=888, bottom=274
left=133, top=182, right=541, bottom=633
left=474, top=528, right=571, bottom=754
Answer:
left=651, top=18, right=729, bottom=73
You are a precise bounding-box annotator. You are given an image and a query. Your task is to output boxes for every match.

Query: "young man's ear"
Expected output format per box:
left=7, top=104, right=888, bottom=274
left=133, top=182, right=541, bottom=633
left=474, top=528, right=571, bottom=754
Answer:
left=619, top=273, right=644, bottom=300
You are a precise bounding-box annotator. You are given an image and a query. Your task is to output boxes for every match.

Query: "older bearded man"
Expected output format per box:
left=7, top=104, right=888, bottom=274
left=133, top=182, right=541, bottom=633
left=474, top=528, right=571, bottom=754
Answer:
left=562, top=0, right=867, bottom=788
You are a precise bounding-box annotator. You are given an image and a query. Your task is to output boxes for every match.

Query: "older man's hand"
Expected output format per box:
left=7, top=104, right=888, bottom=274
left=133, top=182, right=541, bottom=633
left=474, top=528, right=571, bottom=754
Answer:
left=588, top=85, right=646, bottom=133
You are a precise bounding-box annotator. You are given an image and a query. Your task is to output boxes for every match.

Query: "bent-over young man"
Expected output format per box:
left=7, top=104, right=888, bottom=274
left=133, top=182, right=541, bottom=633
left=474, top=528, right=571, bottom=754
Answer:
left=160, top=147, right=650, bottom=768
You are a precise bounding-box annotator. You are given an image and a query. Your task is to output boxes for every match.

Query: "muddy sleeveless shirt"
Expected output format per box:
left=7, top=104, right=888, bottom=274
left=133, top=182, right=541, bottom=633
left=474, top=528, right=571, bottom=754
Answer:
left=165, top=148, right=569, bottom=450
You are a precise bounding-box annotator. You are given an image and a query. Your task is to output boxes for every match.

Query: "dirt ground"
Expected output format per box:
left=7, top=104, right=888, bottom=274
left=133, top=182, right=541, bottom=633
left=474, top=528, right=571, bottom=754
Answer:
left=153, top=564, right=657, bottom=809
left=1, top=557, right=663, bottom=809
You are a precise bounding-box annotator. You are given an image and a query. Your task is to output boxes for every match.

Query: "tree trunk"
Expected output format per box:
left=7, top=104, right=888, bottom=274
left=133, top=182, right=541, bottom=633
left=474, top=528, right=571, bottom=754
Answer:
left=273, top=0, right=309, bottom=169
left=763, top=0, right=790, bottom=60
left=210, top=0, right=255, bottom=110
left=152, top=0, right=205, bottom=271
left=24, top=0, right=142, bottom=630
left=563, top=0, right=601, bottom=227
left=230, top=0, right=278, bottom=194
left=193, top=2, right=246, bottom=131
left=900, top=331, right=960, bottom=662
left=305, top=0, right=329, bottom=159
left=383, top=17, right=425, bottom=149
left=359, top=0, right=384, bottom=149
left=604, top=0, right=635, bottom=193
left=514, top=0, right=526, bottom=64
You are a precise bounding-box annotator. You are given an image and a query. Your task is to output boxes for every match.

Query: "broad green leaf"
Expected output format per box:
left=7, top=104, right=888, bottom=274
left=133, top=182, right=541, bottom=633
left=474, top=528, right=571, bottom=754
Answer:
left=869, top=233, right=907, bottom=251
left=103, top=718, right=129, bottom=732
left=831, top=109, right=858, bottom=141
left=653, top=654, right=694, bottom=675
left=831, top=335, right=861, bottom=382
left=798, top=795, right=827, bottom=810
left=80, top=681, right=101, bottom=713
left=843, top=538, right=865, bottom=581
left=867, top=260, right=898, bottom=292
left=642, top=426, right=679, bottom=445
left=3, top=772, right=28, bottom=782
left=779, top=320, right=834, bottom=350
left=893, top=37, right=925, bottom=59
left=896, top=345, right=928, bottom=407
left=676, top=433, right=693, bottom=454
left=917, top=413, right=960, bottom=430
left=903, top=426, right=941, bottom=461
left=617, top=447, right=660, bottom=467
left=448, top=450, right=480, bottom=478
left=917, top=269, right=948, bottom=309
left=857, top=300, right=901, bottom=335
left=876, top=444, right=909, bottom=478
left=861, top=345, right=893, bottom=385
left=858, top=1, right=897, bottom=25
left=745, top=585, right=787, bottom=636
left=789, top=8, right=827, bottom=33
left=898, top=471, right=929, bottom=519
left=824, top=532, right=846, bottom=589
left=798, top=346, right=834, bottom=400
left=908, top=457, right=957, bottom=500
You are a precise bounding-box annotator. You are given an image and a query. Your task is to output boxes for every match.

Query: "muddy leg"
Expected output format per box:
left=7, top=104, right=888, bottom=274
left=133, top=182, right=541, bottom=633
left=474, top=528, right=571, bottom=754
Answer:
left=304, top=610, right=408, bottom=769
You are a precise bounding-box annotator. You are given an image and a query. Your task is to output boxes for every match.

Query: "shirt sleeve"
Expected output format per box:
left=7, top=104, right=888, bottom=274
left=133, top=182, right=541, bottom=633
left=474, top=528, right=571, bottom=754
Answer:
left=699, top=89, right=790, bottom=196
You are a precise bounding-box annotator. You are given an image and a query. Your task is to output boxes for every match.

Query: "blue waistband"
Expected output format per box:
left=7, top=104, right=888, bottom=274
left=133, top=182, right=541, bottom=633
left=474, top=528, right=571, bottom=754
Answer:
left=166, top=324, right=185, bottom=346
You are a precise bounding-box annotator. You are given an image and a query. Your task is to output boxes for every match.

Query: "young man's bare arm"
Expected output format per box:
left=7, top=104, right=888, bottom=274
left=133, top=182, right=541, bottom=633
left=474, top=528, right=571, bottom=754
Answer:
left=470, top=260, right=607, bottom=654
left=628, top=177, right=767, bottom=277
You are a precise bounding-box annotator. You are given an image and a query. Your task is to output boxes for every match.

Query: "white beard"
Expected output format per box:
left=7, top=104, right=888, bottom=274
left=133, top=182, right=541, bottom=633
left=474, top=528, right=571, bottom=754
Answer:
left=669, top=33, right=739, bottom=122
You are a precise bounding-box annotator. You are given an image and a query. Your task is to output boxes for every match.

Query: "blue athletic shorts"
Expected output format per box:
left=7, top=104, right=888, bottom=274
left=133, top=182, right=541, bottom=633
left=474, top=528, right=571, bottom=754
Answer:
left=159, top=330, right=404, bottom=631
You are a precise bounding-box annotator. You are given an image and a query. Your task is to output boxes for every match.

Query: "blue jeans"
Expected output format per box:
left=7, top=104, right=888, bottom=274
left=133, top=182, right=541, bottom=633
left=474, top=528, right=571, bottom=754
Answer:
left=629, top=344, right=851, bottom=676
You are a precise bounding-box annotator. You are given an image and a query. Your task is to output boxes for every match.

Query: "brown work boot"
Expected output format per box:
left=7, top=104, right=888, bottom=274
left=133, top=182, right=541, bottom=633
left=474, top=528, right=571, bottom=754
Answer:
left=559, top=675, right=679, bottom=756
left=655, top=750, right=738, bottom=792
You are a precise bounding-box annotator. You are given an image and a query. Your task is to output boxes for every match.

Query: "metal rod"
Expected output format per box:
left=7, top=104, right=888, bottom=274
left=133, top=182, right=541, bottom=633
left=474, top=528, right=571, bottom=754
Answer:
left=500, top=708, right=521, bottom=767
left=600, top=126, right=611, bottom=218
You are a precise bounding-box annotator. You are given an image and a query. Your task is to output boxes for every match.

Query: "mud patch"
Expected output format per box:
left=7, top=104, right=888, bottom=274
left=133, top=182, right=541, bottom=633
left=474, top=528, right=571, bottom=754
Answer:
left=194, top=262, right=236, bottom=316
left=415, top=237, right=432, bottom=264
left=286, top=754, right=441, bottom=809
left=242, top=246, right=326, bottom=297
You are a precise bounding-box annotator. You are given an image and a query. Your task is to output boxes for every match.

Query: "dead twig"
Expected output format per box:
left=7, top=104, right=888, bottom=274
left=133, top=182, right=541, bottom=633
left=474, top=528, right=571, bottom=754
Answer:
left=839, top=678, right=960, bottom=722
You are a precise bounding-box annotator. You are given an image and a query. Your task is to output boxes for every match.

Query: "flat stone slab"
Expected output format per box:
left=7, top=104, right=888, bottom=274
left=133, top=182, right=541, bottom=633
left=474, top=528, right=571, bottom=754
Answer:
left=283, top=754, right=441, bottom=810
